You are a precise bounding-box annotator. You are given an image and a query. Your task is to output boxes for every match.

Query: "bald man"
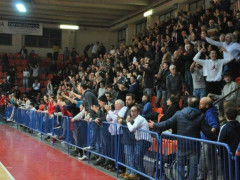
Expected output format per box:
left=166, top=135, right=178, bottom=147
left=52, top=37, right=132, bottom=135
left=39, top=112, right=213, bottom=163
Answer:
left=199, top=97, right=219, bottom=179
left=199, top=97, right=219, bottom=138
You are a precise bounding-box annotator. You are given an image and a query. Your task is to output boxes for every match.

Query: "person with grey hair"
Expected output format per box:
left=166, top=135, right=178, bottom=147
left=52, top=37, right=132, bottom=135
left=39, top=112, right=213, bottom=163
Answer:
left=202, top=32, right=240, bottom=78
left=202, top=32, right=240, bottom=61
left=166, top=64, right=187, bottom=99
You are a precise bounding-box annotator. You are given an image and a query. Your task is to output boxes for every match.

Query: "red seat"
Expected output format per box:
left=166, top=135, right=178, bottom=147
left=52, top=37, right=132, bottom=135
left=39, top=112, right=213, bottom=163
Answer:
left=21, top=60, right=27, bottom=66
left=18, top=80, right=23, bottom=86
left=20, top=87, right=25, bottom=94
left=16, top=66, right=23, bottom=72
left=48, top=74, right=53, bottom=79
left=15, top=60, right=21, bottom=65
left=44, top=81, right=48, bottom=87
left=9, top=60, right=15, bottom=66
left=235, top=77, right=240, bottom=86
left=17, top=72, right=23, bottom=78
left=40, top=74, right=45, bottom=80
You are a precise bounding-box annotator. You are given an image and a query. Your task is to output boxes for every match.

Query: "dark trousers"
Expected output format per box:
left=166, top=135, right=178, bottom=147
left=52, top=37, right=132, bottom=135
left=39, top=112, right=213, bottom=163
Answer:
left=206, top=81, right=222, bottom=95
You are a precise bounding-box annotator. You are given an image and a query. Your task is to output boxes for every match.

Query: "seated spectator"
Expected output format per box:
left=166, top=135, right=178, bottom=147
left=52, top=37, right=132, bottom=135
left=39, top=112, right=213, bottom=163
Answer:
left=208, top=71, right=239, bottom=121
left=159, top=96, right=180, bottom=133
left=141, top=94, right=152, bottom=118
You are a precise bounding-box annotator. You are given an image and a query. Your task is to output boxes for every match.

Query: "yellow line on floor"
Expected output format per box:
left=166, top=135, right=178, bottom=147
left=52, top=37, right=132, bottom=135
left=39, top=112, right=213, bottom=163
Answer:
left=0, top=162, right=15, bottom=180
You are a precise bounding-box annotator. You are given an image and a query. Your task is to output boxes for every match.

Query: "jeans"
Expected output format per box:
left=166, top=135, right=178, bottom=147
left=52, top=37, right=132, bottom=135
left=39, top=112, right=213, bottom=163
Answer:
left=177, top=151, right=199, bottom=180
left=23, top=78, right=29, bottom=88
left=89, top=121, right=100, bottom=152
left=185, top=71, right=193, bottom=95
left=134, top=140, right=151, bottom=173
left=124, top=144, right=136, bottom=174
left=156, top=88, right=168, bottom=111
left=193, top=88, right=206, bottom=99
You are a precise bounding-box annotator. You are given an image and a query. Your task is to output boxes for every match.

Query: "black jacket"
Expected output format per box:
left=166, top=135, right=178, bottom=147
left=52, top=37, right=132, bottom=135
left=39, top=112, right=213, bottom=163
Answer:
left=140, top=66, right=154, bottom=88
left=218, top=121, right=240, bottom=153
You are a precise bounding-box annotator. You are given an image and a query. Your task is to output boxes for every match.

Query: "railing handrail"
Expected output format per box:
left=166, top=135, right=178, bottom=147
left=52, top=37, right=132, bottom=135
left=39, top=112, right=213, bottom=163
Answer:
left=213, top=86, right=240, bottom=105
left=161, top=132, right=233, bottom=156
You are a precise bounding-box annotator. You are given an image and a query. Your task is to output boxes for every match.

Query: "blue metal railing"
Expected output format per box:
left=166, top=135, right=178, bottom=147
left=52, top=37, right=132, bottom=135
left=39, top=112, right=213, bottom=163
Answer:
left=2, top=107, right=239, bottom=180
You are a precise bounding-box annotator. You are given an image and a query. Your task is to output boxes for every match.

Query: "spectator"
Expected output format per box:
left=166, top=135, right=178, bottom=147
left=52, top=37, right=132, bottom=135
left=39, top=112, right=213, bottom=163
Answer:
left=149, top=97, right=216, bottom=180
left=19, top=46, right=27, bottom=59
left=218, top=107, right=240, bottom=179
left=202, top=32, right=240, bottom=77
left=158, top=96, right=180, bottom=134
left=139, top=62, right=155, bottom=98
left=32, top=80, right=40, bottom=96
left=2, top=53, right=9, bottom=73
left=193, top=47, right=234, bottom=94
left=125, top=105, right=151, bottom=179
left=190, top=62, right=206, bottom=99
left=181, top=43, right=195, bottom=95
left=166, top=65, right=187, bottom=99
left=155, top=62, right=170, bottom=110
left=64, top=47, right=70, bottom=62
left=53, top=43, right=59, bottom=61
left=209, top=71, right=239, bottom=121
left=23, top=68, right=30, bottom=89
left=141, top=94, right=152, bottom=118
left=46, top=80, right=54, bottom=96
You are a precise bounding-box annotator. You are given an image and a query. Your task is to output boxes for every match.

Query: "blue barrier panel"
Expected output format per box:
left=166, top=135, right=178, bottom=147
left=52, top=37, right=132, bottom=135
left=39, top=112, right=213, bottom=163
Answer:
left=2, top=106, right=11, bottom=119
left=159, top=133, right=234, bottom=180
left=88, top=120, right=117, bottom=163
left=117, top=125, right=159, bottom=180
left=236, top=155, right=240, bottom=180
left=4, top=107, right=239, bottom=180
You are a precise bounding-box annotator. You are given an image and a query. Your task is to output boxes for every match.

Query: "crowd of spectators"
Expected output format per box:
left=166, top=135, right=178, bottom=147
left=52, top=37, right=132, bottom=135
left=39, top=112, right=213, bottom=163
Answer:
left=1, top=1, right=240, bottom=179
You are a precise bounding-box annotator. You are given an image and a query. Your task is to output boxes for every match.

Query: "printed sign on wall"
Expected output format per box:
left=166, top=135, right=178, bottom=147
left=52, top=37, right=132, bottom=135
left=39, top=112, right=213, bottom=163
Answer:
left=0, top=20, right=43, bottom=36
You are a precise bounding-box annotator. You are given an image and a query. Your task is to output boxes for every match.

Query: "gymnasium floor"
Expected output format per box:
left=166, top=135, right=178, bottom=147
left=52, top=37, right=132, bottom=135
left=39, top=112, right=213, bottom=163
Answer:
left=0, top=124, right=116, bottom=180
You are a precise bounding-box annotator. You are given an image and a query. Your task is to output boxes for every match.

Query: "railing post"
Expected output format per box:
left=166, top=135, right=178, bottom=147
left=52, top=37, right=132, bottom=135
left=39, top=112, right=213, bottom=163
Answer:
left=235, top=156, right=239, bottom=180
left=40, top=112, right=43, bottom=141
left=51, top=115, right=55, bottom=146
left=87, top=119, right=90, bottom=164
left=155, top=135, right=159, bottom=180
left=67, top=117, right=70, bottom=154
left=159, top=135, right=163, bottom=180
left=228, top=153, right=233, bottom=180
left=114, top=123, right=118, bottom=177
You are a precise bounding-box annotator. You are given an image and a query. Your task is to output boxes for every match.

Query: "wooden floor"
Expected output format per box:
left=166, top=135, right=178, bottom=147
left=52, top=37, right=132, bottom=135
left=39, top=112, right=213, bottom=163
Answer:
left=0, top=124, right=116, bottom=180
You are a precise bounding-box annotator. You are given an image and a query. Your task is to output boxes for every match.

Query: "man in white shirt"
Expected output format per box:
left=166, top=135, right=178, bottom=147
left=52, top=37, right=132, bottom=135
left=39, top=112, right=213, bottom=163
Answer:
left=125, top=105, right=151, bottom=179
left=193, top=47, right=234, bottom=95
left=202, top=32, right=240, bottom=77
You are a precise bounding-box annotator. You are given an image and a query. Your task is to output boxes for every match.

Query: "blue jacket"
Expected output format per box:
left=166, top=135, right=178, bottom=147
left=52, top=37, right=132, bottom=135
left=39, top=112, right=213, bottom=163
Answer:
left=142, top=102, right=152, bottom=118
left=201, top=106, right=219, bottom=140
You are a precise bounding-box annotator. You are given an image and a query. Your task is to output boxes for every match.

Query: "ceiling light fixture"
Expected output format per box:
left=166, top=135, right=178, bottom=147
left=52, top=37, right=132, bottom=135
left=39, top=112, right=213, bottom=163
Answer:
left=144, top=9, right=153, bottom=17
left=16, top=3, right=27, bottom=13
left=60, top=25, right=79, bottom=30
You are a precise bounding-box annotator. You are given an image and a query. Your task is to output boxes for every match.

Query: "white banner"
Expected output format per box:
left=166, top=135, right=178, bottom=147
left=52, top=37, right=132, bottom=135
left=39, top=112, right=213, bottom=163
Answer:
left=0, top=20, right=43, bottom=36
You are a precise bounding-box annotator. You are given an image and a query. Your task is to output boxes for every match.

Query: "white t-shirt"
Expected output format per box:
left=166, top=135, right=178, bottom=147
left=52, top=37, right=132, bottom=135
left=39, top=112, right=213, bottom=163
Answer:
left=193, top=51, right=234, bottom=82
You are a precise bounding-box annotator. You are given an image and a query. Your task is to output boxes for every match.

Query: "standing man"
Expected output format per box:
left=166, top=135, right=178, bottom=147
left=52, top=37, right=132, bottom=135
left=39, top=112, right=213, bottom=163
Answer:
left=193, top=48, right=234, bottom=95
left=149, top=97, right=216, bottom=180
